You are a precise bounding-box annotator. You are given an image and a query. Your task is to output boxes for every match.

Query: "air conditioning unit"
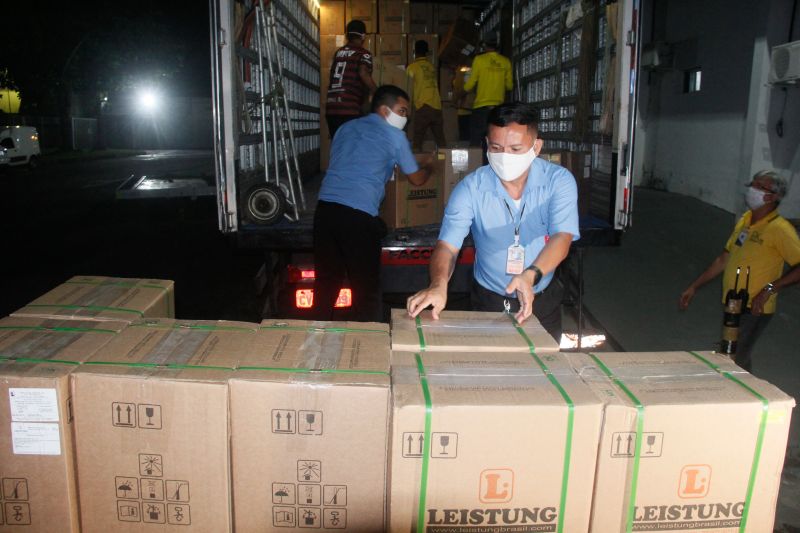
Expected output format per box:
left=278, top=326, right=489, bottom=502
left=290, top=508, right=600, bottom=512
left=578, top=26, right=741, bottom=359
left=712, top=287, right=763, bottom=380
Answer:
left=769, top=40, right=800, bottom=84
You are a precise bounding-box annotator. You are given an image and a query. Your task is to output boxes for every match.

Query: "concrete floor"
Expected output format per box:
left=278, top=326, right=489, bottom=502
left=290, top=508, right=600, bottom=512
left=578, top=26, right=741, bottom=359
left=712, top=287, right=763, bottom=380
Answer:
left=581, top=187, right=800, bottom=532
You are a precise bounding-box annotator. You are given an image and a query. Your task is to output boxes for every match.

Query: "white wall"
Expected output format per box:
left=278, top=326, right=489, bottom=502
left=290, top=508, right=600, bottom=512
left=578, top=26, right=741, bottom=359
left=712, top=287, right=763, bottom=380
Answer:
left=635, top=0, right=800, bottom=218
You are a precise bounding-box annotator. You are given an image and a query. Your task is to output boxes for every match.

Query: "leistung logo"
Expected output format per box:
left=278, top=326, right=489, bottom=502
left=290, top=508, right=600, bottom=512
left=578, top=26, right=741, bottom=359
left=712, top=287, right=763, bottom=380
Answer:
left=479, top=469, right=514, bottom=503
left=678, top=465, right=711, bottom=499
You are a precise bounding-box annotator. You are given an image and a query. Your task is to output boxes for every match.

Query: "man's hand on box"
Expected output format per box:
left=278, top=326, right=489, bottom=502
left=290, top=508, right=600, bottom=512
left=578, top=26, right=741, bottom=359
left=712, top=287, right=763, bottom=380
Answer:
left=407, top=284, right=448, bottom=320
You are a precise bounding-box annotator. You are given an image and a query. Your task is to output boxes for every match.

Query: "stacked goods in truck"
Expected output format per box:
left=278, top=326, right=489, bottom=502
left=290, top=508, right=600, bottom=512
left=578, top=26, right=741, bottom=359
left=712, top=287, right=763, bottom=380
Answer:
left=380, top=153, right=443, bottom=229
left=319, top=0, right=345, bottom=36
left=388, top=351, right=604, bottom=533
left=12, top=276, right=174, bottom=323
left=566, top=351, right=795, bottom=533
left=391, top=308, right=560, bottom=353
left=439, top=147, right=484, bottom=206
left=219, top=320, right=392, bottom=532
left=346, top=0, right=377, bottom=33
left=71, top=319, right=259, bottom=532
left=378, top=0, right=409, bottom=34
left=409, top=2, right=432, bottom=34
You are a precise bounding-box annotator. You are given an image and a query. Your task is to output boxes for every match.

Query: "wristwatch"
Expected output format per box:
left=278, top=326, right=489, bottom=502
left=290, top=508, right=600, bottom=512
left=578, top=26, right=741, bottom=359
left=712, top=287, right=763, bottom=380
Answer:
left=764, top=283, right=778, bottom=294
left=526, top=265, right=543, bottom=286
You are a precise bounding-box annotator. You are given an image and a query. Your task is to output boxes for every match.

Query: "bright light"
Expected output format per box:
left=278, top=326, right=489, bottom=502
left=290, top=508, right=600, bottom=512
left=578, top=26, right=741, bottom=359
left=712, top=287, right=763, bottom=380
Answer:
left=138, top=90, right=159, bottom=113
left=334, top=288, right=352, bottom=308
left=559, top=333, right=607, bottom=350
left=294, top=288, right=352, bottom=309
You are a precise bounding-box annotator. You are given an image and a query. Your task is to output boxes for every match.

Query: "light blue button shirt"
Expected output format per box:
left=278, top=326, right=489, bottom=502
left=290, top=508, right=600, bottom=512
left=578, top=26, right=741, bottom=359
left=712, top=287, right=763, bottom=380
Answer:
left=319, top=113, right=419, bottom=216
left=438, top=157, right=580, bottom=295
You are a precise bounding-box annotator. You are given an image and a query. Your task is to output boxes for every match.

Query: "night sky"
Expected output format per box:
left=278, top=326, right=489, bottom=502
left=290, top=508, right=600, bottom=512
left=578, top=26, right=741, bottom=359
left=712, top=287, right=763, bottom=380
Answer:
left=5, top=0, right=212, bottom=113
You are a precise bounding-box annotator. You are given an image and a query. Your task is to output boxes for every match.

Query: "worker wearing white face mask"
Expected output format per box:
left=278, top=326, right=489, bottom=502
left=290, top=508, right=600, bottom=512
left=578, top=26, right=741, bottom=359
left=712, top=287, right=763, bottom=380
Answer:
left=407, top=102, right=579, bottom=338
left=680, top=170, right=800, bottom=372
left=315, top=85, right=432, bottom=321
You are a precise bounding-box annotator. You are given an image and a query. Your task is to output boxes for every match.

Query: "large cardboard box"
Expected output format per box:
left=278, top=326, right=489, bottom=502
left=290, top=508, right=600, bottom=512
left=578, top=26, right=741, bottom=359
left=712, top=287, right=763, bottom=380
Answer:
left=374, top=57, right=409, bottom=93
left=567, top=351, right=795, bottom=533
left=439, top=147, right=484, bottom=207
left=377, top=33, right=408, bottom=66
left=0, top=360, right=83, bottom=532
left=439, top=18, right=478, bottom=67
left=380, top=154, right=443, bottom=229
left=389, top=351, right=604, bottom=533
left=346, top=0, right=377, bottom=33
left=409, top=2, right=433, bottom=33
left=433, top=3, right=460, bottom=35
left=12, top=276, right=175, bottom=323
left=219, top=320, right=391, bottom=532
left=391, top=309, right=561, bottom=353
left=379, top=0, right=410, bottom=33
left=407, top=33, right=438, bottom=68
left=320, top=0, right=345, bottom=35
left=0, top=316, right=126, bottom=362
left=71, top=319, right=259, bottom=533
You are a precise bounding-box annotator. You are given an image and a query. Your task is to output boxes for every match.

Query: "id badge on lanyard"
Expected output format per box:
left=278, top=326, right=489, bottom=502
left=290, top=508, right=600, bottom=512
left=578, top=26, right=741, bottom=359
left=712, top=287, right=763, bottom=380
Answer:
left=504, top=200, right=526, bottom=275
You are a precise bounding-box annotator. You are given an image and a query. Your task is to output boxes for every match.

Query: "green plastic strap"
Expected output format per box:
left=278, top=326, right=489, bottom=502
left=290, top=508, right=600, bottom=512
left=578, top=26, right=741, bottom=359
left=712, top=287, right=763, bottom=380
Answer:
left=129, top=323, right=256, bottom=332
left=414, top=353, right=433, bottom=533
left=688, top=351, right=768, bottom=533
left=259, top=325, right=386, bottom=334
left=1, top=357, right=81, bottom=366
left=510, top=316, right=573, bottom=533
left=82, top=361, right=233, bottom=371
left=24, top=304, right=143, bottom=316
left=414, top=315, right=426, bottom=351
left=65, top=280, right=168, bottom=292
left=587, top=353, right=644, bottom=533
left=237, top=366, right=388, bottom=375
left=0, top=325, right=117, bottom=334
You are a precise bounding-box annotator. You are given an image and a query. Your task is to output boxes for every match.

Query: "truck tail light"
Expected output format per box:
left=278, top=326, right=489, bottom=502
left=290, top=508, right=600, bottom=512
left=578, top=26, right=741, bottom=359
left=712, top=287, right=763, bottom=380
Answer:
left=294, top=288, right=352, bottom=309
left=287, top=266, right=316, bottom=283
left=334, top=288, right=352, bottom=308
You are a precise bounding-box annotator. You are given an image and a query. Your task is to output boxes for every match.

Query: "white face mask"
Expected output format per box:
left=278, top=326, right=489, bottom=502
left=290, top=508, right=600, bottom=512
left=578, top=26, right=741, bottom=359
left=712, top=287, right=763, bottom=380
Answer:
left=384, top=108, right=408, bottom=130
left=744, top=186, right=768, bottom=210
left=487, top=146, right=537, bottom=182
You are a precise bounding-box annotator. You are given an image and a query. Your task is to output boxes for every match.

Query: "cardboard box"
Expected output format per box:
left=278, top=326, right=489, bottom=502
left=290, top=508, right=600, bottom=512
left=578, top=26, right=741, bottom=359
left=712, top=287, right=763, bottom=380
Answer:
left=376, top=33, right=407, bottom=66
left=433, top=3, right=460, bottom=35
left=439, top=147, right=484, bottom=206
left=390, top=309, right=561, bottom=353
left=221, top=320, right=391, bottom=532
left=71, top=319, right=259, bottom=532
left=388, top=351, right=604, bottom=533
left=566, top=351, right=796, bottom=533
left=320, top=0, right=346, bottom=35
left=379, top=0, right=410, bottom=33
left=409, top=2, right=433, bottom=33
left=0, top=360, right=84, bottom=532
left=407, top=33, right=438, bottom=68
left=374, top=57, right=409, bottom=92
left=439, top=18, right=478, bottom=67
left=346, top=0, right=377, bottom=33
left=12, top=276, right=175, bottom=323
left=0, top=316, right=126, bottom=362
left=380, top=154, right=443, bottom=229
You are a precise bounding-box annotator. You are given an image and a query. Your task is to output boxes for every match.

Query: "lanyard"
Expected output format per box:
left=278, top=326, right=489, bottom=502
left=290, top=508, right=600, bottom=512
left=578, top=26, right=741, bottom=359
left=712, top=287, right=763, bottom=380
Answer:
left=503, top=199, right=526, bottom=246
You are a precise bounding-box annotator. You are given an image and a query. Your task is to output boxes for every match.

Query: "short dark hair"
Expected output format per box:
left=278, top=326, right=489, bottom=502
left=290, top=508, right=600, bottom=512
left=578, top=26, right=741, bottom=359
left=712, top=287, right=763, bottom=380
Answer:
left=487, top=102, right=539, bottom=136
left=414, top=39, right=429, bottom=57
left=371, top=85, right=410, bottom=112
left=346, top=19, right=367, bottom=40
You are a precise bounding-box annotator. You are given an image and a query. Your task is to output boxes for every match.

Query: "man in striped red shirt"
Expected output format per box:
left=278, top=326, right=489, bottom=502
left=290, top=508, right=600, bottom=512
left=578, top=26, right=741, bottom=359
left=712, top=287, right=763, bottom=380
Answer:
left=325, top=20, right=377, bottom=139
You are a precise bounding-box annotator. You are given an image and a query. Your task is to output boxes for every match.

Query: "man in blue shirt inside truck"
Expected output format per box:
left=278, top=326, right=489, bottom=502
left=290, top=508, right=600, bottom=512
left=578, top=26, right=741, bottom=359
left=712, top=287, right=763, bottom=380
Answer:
left=314, top=85, right=433, bottom=322
left=407, top=102, right=579, bottom=341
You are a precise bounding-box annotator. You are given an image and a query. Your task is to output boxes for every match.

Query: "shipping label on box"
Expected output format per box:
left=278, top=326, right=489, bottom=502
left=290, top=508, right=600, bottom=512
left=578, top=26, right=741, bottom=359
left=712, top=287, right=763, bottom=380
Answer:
left=388, top=351, right=603, bottom=533
left=439, top=147, right=484, bottom=206
left=320, top=0, right=345, bottom=35
left=0, top=316, right=126, bottom=363
left=379, top=0, right=410, bottom=33
left=0, top=361, right=82, bottom=532
left=566, top=351, right=796, bottom=533
left=380, top=154, right=443, bottom=229
left=225, top=320, right=391, bottom=532
left=391, top=309, right=561, bottom=353
left=346, top=0, right=377, bottom=33
left=12, top=276, right=175, bottom=323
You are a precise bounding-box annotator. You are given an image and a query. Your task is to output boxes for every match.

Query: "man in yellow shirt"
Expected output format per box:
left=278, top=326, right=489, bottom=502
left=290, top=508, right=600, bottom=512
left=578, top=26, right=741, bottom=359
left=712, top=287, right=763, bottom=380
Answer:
left=406, top=40, right=446, bottom=151
left=680, top=170, right=800, bottom=371
left=463, top=39, right=513, bottom=147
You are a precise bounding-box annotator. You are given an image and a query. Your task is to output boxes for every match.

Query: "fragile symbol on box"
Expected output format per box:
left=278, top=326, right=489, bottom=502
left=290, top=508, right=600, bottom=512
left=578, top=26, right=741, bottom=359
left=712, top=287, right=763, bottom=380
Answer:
left=2, top=478, right=29, bottom=501
left=611, top=432, right=664, bottom=458
left=272, top=409, right=296, bottom=434
left=138, top=404, right=162, bottom=429
left=298, top=410, right=323, bottom=435
left=297, top=460, right=321, bottom=482
left=431, top=432, right=458, bottom=458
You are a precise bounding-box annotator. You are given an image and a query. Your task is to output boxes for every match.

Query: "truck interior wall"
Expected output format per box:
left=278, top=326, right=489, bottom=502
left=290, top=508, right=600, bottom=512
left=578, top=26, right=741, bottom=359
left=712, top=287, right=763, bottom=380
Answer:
left=637, top=0, right=799, bottom=219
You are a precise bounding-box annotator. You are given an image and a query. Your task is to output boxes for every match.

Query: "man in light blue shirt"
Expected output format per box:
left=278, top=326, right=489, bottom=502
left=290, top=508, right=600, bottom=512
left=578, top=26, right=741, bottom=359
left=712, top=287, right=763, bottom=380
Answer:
left=407, top=102, right=579, bottom=339
left=315, top=85, right=432, bottom=322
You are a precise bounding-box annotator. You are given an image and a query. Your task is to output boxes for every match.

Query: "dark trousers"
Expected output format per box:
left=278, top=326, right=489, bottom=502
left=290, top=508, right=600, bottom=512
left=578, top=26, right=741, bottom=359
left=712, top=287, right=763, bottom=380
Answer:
left=469, top=106, right=493, bottom=147
left=457, top=114, right=471, bottom=143
left=411, top=105, right=447, bottom=151
left=326, top=114, right=359, bottom=140
left=471, top=277, right=564, bottom=342
left=313, top=200, right=386, bottom=322
left=733, top=311, right=773, bottom=372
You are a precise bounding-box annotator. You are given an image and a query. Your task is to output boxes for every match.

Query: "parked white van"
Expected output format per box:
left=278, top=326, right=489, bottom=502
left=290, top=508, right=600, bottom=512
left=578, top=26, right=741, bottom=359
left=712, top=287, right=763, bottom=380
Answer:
left=0, top=126, right=41, bottom=167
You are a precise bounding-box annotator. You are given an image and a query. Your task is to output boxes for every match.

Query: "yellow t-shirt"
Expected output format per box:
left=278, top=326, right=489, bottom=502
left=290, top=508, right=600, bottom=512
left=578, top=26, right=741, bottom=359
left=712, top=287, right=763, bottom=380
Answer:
left=463, top=51, right=513, bottom=109
left=406, top=58, right=442, bottom=111
left=723, top=210, right=800, bottom=313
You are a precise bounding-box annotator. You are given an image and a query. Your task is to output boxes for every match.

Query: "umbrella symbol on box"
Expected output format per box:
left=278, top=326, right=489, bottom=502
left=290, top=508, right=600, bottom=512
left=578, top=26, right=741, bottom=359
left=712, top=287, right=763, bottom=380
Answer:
left=274, top=486, right=290, bottom=503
